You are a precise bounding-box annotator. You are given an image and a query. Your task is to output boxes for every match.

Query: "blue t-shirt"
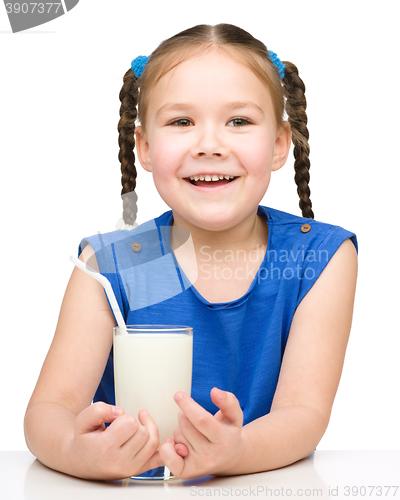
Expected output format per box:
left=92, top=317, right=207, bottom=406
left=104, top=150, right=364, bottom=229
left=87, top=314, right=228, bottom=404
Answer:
left=79, top=206, right=357, bottom=425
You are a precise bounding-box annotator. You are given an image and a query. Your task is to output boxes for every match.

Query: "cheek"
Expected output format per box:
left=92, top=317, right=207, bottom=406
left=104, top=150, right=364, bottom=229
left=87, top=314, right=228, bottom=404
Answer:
left=240, top=137, right=274, bottom=173
left=148, top=136, right=186, bottom=175
left=148, top=149, right=173, bottom=180
left=147, top=138, right=184, bottom=203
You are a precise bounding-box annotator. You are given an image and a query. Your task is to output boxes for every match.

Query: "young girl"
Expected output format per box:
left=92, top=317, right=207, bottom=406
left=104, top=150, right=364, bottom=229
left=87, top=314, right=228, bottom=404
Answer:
left=24, top=24, right=358, bottom=481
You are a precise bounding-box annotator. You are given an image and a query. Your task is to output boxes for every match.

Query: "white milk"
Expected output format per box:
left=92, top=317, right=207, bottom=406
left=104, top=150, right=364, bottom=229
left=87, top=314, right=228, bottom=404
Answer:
left=113, top=333, right=193, bottom=445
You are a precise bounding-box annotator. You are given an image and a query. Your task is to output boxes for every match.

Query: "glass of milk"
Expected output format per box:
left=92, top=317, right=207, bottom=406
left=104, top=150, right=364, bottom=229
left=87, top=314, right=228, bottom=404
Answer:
left=113, top=325, right=193, bottom=480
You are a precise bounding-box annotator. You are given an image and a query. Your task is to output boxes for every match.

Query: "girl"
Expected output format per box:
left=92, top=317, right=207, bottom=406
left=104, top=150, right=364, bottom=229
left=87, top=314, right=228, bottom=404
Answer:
left=24, top=24, right=358, bottom=480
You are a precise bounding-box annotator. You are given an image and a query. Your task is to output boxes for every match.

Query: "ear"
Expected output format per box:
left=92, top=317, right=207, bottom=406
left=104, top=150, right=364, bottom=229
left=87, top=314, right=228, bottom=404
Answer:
left=272, top=121, right=291, bottom=172
left=135, top=126, right=152, bottom=172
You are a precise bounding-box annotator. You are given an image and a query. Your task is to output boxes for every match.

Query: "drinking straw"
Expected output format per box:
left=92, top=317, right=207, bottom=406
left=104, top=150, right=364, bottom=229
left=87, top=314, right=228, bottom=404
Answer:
left=69, top=255, right=127, bottom=333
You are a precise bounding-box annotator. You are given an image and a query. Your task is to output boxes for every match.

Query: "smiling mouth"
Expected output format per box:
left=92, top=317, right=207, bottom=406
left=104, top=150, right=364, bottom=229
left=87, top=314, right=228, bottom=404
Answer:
left=187, top=174, right=237, bottom=187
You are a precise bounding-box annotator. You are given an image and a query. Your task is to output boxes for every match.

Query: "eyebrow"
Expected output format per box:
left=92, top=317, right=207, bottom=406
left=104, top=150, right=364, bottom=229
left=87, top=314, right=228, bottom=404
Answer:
left=224, top=101, right=265, bottom=115
left=156, top=103, right=195, bottom=119
left=156, top=101, right=265, bottom=118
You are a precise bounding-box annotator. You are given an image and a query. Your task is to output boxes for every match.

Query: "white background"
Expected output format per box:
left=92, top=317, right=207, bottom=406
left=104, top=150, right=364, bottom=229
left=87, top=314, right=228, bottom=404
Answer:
left=0, top=0, right=399, bottom=452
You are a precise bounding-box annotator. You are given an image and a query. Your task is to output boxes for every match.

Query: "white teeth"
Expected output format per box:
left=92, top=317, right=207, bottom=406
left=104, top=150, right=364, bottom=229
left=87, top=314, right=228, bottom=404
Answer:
left=188, top=175, right=236, bottom=181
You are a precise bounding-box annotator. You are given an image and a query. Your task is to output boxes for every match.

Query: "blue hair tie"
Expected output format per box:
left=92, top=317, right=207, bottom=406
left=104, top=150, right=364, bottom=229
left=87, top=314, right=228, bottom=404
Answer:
left=131, top=51, right=285, bottom=80
left=131, top=55, right=149, bottom=77
left=268, top=50, right=285, bottom=79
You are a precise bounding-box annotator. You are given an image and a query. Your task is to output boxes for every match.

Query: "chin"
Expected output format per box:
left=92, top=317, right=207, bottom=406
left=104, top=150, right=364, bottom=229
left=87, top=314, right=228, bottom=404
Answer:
left=189, top=211, right=245, bottom=232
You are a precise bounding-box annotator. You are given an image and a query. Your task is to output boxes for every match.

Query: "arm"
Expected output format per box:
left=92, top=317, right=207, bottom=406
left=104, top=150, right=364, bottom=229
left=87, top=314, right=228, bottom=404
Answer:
left=160, top=238, right=358, bottom=477
left=237, top=237, right=358, bottom=473
left=24, top=246, right=163, bottom=480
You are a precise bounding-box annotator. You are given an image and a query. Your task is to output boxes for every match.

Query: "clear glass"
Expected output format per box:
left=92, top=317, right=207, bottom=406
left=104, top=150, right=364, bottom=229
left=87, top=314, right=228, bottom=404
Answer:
left=113, top=325, right=193, bottom=480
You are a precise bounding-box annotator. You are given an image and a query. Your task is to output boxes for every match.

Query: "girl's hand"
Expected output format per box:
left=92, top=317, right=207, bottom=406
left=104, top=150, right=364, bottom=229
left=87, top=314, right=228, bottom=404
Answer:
left=69, top=402, right=163, bottom=480
left=159, top=388, right=244, bottom=479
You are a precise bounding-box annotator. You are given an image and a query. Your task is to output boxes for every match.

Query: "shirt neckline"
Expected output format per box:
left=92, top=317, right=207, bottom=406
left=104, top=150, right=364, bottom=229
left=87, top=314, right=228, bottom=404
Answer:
left=159, top=206, right=273, bottom=310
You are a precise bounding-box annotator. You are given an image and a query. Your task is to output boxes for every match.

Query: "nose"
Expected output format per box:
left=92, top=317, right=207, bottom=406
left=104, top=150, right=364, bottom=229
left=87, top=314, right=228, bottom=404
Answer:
left=191, top=126, right=229, bottom=159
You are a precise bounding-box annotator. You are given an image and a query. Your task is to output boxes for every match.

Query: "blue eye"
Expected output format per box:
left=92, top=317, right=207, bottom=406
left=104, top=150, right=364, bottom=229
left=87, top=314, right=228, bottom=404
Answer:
left=227, top=118, right=251, bottom=127
left=169, top=118, right=192, bottom=127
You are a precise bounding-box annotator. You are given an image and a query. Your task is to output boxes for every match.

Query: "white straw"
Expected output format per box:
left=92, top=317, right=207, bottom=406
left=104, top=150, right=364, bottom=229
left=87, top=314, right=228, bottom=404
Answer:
left=69, top=255, right=127, bottom=333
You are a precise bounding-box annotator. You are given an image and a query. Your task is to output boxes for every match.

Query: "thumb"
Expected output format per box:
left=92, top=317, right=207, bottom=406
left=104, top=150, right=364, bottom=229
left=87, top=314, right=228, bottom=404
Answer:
left=76, top=402, right=124, bottom=435
left=159, top=438, right=185, bottom=477
left=211, top=388, right=243, bottom=427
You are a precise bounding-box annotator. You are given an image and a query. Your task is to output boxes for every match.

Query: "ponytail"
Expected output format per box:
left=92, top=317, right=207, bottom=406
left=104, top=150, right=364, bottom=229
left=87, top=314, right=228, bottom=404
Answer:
left=282, top=62, right=314, bottom=219
left=117, top=69, right=139, bottom=226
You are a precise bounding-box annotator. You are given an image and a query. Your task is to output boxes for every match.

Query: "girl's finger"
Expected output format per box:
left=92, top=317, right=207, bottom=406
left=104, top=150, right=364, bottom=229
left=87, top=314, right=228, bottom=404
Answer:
left=175, top=442, right=189, bottom=457
left=124, top=410, right=159, bottom=460
left=172, top=421, right=190, bottom=457
left=138, top=409, right=160, bottom=451
left=174, top=392, right=220, bottom=441
left=210, top=388, right=243, bottom=427
left=106, top=412, right=140, bottom=448
left=173, top=420, right=186, bottom=444
left=159, top=438, right=185, bottom=477
left=138, top=409, right=159, bottom=437
left=177, top=410, right=207, bottom=446
left=76, top=402, right=124, bottom=435
left=139, top=449, right=164, bottom=474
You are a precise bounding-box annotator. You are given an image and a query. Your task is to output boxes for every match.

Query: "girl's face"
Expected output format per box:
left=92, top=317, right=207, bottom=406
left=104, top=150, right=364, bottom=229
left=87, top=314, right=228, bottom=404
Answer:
left=136, top=47, right=290, bottom=233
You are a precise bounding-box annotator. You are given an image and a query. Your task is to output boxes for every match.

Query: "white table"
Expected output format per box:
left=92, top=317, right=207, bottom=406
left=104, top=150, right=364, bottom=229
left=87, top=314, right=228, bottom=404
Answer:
left=2, top=451, right=399, bottom=499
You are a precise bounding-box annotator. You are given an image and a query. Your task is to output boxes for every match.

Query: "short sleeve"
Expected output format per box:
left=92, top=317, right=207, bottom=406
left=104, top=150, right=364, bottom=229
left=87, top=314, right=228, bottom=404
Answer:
left=77, top=219, right=194, bottom=318
left=77, top=232, right=127, bottom=323
left=296, top=226, right=358, bottom=307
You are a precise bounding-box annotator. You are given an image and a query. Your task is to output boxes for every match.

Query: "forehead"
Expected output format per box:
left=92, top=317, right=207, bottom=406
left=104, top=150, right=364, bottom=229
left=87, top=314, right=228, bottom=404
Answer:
left=147, top=47, right=274, bottom=114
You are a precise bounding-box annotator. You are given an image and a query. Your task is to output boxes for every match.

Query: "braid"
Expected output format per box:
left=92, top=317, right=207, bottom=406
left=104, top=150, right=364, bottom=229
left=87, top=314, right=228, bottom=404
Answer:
left=118, top=69, right=139, bottom=225
left=282, top=62, right=314, bottom=219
